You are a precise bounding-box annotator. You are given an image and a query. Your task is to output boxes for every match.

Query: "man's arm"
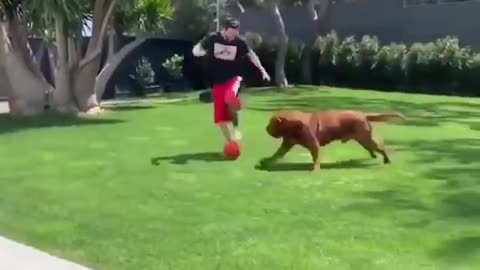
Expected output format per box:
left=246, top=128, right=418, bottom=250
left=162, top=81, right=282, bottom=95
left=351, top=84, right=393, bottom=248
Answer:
left=192, top=34, right=213, bottom=57
left=238, top=38, right=269, bottom=80
left=247, top=49, right=267, bottom=75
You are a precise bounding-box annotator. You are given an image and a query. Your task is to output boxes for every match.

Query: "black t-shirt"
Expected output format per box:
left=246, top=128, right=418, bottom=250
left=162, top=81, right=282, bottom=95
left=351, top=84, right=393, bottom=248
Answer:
left=200, top=32, right=250, bottom=84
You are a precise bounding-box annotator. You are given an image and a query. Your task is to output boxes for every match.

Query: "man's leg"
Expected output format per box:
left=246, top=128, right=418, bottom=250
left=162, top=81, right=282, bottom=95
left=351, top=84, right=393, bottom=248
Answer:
left=225, top=77, right=243, bottom=141
left=218, top=121, right=234, bottom=142
left=213, top=82, right=235, bottom=142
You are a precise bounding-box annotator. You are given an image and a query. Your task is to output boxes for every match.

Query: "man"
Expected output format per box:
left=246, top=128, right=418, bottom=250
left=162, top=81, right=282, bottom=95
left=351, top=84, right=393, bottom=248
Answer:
left=192, top=18, right=270, bottom=143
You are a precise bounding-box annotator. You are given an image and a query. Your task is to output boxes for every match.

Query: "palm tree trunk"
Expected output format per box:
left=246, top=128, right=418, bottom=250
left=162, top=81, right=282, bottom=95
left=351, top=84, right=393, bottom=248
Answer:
left=0, top=15, right=50, bottom=116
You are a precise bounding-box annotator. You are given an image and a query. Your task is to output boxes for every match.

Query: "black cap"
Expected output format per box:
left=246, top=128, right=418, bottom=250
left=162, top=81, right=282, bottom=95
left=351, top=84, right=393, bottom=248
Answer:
left=222, top=17, right=240, bottom=29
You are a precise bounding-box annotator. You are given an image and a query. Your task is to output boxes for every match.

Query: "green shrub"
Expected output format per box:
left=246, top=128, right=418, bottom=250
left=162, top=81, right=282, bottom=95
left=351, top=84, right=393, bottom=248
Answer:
left=356, top=35, right=380, bottom=69
left=162, top=54, right=184, bottom=80
left=248, top=31, right=480, bottom=96
left=129, top=57, right=155, bottom=96
left=355, top=35, right=380, bottom=87
left=314, top=31, right=339, bottom=84
left=432, top=36, right=471, bottom=92
left=459, top=53, right=480, bottom=95
left=372, top=42, right=407, bottom=89
left=316, top=31, right=339, bottom=67
left=335, top=36, right=358, bottom=85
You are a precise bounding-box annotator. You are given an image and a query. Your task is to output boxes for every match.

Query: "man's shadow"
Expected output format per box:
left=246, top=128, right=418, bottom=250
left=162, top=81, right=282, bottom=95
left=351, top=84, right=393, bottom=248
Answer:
left=151, top=152, right=226, bottom=165
left=255, top=158, right=375, bottom=172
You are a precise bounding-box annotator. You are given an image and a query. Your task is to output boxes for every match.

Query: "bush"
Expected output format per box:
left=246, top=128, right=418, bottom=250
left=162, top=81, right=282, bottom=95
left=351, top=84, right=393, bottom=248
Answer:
left=310, top=32, right=480, bottom=96
left=162, top=54, right=184, bottom=80
left=372, top=42, right=407, bottom=90
left=246, top=30, right=480, bottom=97
left=129, top=57, right=155, bottom=96
left=314, top=31, right=339, bottom=84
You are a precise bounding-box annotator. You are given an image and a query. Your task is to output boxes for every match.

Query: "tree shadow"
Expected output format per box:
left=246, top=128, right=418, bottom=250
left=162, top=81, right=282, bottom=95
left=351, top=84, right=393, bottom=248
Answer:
left=435, top=191, right=480, bottom=220
left=0, top=113, right=125, bottom=135
left=431, top=236, right=480, bottom=263
left=105, top=105, right=156, bottom=111
left=247, top=91, right=480, bottom=128
left=255, top=158, right=375, bottom=172
left=341, top=137, right=480, bottom=227
left=151, top=152, right=227, bottom=165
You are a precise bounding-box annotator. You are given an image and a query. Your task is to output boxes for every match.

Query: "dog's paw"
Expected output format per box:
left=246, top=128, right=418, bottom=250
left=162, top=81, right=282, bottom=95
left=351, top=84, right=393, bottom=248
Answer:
left=257, top=157, right=273, bottom=168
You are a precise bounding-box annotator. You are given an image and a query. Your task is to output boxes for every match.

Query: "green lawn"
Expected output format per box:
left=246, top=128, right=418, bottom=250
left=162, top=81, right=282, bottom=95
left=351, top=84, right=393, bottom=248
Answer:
left=1, top=86, right=480, bottom=270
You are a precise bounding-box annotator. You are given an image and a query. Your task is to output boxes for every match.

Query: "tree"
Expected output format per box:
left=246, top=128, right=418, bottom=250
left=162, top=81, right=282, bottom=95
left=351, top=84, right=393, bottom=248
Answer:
left=302, top=0, right=332, bottom=84
left=0, top=0, right=53, bottom=116
left=95, top=0, right=174, bottom=100
left=239, top=0, right=289, bottom=88
left=169, top=0, right=234, bottom=40
left=0, top=0, right=173, bottom=116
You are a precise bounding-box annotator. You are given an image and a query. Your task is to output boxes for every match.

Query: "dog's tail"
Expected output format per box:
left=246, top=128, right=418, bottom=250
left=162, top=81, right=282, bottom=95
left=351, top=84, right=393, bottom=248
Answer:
left=366, top=112, right=406, bottom=122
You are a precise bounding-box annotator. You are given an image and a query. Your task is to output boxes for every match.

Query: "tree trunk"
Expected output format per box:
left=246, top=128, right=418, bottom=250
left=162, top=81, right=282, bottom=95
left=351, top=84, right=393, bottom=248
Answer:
left=107, top=30, right=116, bottom=61
left=70, top=0, right=117, bottom=113
left=301, top=0, right=318, bottom=84
left=0, top=18, right=49, bottom=116
left=94, top=36, right=148, bottom=100
left=228, top=0, right=245, bottom=18
left=302, top=0, right=332, bottom=84
left=269, top=2, right=288, bottom=88
left=316, top=0, right=333, bottom=35
left=51, top=13, right=77, bottom=113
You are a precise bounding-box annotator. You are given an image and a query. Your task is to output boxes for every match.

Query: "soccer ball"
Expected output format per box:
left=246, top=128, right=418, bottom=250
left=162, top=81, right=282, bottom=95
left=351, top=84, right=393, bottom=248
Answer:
left=224, top=141, right=241, bottom=160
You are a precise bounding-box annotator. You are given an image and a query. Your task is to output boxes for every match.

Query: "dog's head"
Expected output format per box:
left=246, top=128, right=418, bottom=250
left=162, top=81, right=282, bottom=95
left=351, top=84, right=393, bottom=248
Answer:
left=266, top=115, right=304, bottom=139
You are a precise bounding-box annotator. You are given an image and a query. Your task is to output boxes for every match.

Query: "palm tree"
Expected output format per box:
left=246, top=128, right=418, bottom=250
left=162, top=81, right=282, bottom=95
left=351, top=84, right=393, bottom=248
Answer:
left=0, top=0, right=174, bottom=115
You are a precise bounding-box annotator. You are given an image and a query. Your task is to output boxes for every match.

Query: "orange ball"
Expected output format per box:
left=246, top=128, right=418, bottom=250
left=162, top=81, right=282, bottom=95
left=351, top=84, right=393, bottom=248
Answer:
left=224, top=141, right=241, bottom=160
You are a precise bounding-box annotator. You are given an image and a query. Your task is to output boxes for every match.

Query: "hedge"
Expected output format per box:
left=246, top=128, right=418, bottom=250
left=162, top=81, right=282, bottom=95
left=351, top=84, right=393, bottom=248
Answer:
left=244, top=31, right=480, bottom=96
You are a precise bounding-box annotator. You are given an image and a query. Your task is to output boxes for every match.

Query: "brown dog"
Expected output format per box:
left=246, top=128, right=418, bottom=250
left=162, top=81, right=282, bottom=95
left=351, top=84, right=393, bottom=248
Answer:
left=258, top=109, right=405, bottom=171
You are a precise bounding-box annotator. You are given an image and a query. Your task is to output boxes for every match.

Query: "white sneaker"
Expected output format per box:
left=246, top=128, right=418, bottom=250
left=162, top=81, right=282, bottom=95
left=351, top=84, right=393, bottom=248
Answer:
left=232, top=129, right=242, bottom=141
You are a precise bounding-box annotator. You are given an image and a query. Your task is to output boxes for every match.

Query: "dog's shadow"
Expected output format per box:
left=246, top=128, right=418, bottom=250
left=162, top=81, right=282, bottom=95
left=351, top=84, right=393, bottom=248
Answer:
left=256, top=158, right=375, bottom=172
left=151, top=152, right=226, bottom=165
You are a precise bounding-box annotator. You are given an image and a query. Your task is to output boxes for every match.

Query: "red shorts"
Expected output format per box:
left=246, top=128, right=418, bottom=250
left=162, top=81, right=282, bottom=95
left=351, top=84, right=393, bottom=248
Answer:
left=213, top=76, right=242, bottom=124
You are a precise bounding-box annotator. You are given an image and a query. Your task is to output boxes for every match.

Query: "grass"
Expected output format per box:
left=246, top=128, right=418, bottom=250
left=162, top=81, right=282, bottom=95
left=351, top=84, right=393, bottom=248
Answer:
left=0, top=85, right=480, bottom=270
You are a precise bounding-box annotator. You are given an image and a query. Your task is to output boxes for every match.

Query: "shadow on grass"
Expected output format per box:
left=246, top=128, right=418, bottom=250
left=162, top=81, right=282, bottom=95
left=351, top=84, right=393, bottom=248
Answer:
left=0, top=113, right=124, bottom=135
left=255, top=158, right=375, bottom=172
left=151, top=152, right=227, bottom=165
left=105, top=105, right=156, bottom=111
left=247, top=90, right=480, bottom=128
left=431, top=236, right=480, bottom=263
left=342, top=189, right=431, bottom=214
left=338, top=137, right=480, bottom=261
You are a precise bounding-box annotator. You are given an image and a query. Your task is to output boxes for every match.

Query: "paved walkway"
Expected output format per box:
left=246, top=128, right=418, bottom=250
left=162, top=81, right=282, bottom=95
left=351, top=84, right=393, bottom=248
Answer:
left=0, top=97, right=186, bottom=114
left=0, top=101, right=7, bottom=114
left=0, top=236, right=92, bottom=270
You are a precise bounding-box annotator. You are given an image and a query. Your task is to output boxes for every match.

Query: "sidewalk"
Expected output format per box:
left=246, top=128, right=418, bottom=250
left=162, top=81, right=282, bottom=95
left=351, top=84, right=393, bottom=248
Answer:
left=0, top=101, right=7, bottom=114
left=0, top=236, right=92, bottom=270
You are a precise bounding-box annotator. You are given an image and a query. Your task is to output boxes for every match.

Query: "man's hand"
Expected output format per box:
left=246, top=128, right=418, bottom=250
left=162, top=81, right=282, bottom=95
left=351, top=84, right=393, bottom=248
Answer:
left=261, top=70, right=271, bottom=82
left=192, top=43, right=207, bottom=57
